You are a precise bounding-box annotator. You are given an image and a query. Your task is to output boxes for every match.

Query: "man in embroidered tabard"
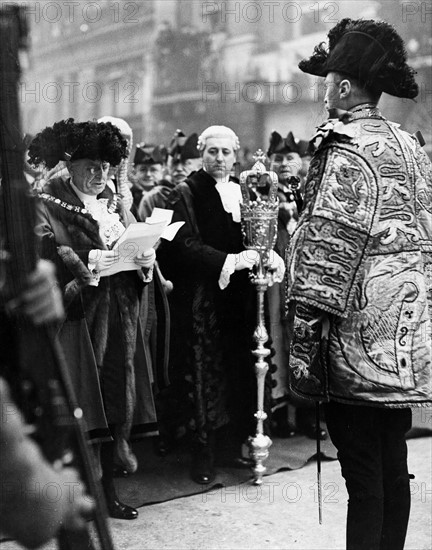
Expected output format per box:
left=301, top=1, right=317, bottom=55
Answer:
left=286, top=19, right=432, bottom=550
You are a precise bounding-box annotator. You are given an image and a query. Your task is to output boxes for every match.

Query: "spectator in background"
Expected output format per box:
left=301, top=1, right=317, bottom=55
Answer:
left=130, top=143, right=168, bottom=216
left=138, top=129, right=202, bottom=221
left=168, top=130, right=203, bottom=186
left=267, top=131, right=327, bottom=441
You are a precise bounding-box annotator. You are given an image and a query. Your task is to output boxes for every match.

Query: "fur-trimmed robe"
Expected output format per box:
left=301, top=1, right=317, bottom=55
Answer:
left=36, top=178, right=157, bottom=472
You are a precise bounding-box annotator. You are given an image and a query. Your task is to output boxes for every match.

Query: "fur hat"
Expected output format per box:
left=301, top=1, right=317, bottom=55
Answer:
left=28, top=118, right=128, bottom=169
left=133, top=143, right=168, bottom=165
left=267, top=131, right=309, bottom=157
left=299, top=18, right=418, bottom=99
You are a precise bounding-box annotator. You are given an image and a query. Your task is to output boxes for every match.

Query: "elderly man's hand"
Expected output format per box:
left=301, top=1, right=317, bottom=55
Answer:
left=134, top=248, right=156, bottom=269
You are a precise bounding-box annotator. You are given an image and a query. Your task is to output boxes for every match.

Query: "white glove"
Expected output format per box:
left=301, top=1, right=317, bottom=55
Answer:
left=134, top=248, right=156, bottom=269
left=266, top=250, right=286, bottom=285
left=234, top=250, right=260, bottom=271
left=88, top=249, right=119, bottom=272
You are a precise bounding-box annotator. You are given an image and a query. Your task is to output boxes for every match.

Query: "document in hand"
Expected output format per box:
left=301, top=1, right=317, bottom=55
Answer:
left=100, top=208, right=184, bottom=276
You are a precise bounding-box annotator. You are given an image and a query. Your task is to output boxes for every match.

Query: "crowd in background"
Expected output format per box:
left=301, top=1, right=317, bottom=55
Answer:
left=9, top=116, right=308, bottom=521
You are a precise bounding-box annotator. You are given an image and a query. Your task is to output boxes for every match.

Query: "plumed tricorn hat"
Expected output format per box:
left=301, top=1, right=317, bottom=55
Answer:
left=28, top=118, right=128, bottom=169
left=299, top=18, right=418, bottom=99
left=133, top=143, right=168, bottom=165
left=168, top=129, right=200, bottom=162
left=267, top=131, right=309, bottom=158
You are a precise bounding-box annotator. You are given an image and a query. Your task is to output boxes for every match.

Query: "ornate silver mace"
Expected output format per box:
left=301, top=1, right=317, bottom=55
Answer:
left=239, top=150, right=279, bottom=485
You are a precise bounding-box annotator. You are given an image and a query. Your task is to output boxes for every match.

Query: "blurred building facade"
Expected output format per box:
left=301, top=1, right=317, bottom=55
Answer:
left=22, top=0, right=431, bottom=154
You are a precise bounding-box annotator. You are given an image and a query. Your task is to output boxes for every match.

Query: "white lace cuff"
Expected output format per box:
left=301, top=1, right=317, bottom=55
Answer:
left=88, top=263, right=100, bottom=286
left=88, top=251, right=100, bottom=287
left=139, top=265, right=154, bottom=284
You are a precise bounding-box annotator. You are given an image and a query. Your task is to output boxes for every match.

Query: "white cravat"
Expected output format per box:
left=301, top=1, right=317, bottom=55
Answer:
left=70, top=180, right=126, bottom=286
left=70, top=180, right=125, bottom=248
left=215, top=179, right=243, bottom=223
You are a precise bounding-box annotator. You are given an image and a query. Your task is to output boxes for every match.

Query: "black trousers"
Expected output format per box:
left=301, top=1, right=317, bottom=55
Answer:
left=324, top=401, right=412, bottom=550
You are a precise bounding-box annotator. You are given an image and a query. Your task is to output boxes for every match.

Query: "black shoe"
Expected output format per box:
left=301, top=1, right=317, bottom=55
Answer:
left=215, top=440, right=255, bottom=469
left=112, top=465, right=129, bottom=478
left=190, top=445, right=216, bottom=485
left=107, top=499, right=138, bottom=520
left=272, top=406, right=297, bottom=438
left=153, top=435, right=172, bottom=457
left=300, top=423, right=328, bottom=441
left=272, top=421, right=297, bottom=438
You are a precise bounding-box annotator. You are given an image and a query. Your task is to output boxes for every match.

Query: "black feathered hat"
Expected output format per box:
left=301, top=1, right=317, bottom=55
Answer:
left=169, top=129, right=200, bottom=162
left=267, top=131, right=309, bottom=158
left=299, top=18, right=418, bottom=99
left=28, top=118, right=128, bottom=169
left=133, top=143, right=168, bottom=165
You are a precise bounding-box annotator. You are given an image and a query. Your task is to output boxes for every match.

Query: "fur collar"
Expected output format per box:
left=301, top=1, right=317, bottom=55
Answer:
left=40, top=178, right=129, bottom=251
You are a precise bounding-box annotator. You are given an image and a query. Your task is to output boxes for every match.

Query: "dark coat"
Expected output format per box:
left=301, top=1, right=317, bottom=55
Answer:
left=158, top=169, right=261, bottom=443
left=36, top=178, right=157, bottom=472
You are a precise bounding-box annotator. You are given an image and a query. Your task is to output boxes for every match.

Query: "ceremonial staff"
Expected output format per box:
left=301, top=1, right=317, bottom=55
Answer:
left=239, top=150, right=279, bottom=485
left=0, top=5, right=115, bottom=549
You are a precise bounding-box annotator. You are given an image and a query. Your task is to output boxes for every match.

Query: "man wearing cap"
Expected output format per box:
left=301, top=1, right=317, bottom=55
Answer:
left=131, top=143, right=168, bottom=216
left=267, top=131, right=328, bottom=441
left=137, top=129, right=202, bottom=220
left=168, top=129, right=203, bottom=186
left=286, top=18, right=432, bottom=550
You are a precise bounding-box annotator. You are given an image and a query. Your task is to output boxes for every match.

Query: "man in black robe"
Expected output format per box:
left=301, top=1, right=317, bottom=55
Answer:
left=159, top=125, right=283, bottom=484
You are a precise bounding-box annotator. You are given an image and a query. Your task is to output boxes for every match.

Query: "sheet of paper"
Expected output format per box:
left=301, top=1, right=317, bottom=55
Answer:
left=146, top=207, right=173, bottom=225
left=161, top=221, right=185, bottom=242
left=100, top=218, right=184, bottom=277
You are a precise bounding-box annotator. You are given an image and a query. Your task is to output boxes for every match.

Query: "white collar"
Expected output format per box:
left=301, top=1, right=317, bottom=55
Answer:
left=215, top=179, right=242, bottom=223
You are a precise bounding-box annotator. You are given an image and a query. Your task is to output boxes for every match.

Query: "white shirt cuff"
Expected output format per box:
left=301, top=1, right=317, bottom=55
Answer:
left=218, top=254, right=236, bottom=290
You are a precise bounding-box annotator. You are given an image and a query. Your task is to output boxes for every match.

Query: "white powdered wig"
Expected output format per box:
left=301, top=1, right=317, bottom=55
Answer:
left=197, top=125, right=240, bottom=152
left=98, top=116, right=133, bottom=139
